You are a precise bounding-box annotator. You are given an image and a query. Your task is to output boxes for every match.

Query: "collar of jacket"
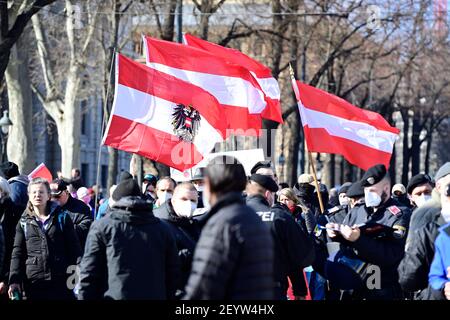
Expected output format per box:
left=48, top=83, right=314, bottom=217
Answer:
left=165, top=200, right=196, bottom=225
left=246, top=194, right=270, bottom=207
left=23, top=201, right=61, bottom=228
left=206, top=192, right=245, bottom=219
left=109, top=196, right=157, bottom=224
left=8, top=175, right=29, bottom=186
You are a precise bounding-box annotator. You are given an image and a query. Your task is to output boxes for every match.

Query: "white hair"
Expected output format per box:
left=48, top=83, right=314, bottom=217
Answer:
left=0, top=177, right=11, bottom=197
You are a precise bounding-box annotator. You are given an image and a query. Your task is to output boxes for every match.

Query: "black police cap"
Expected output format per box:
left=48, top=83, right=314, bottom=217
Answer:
left=339, top=182, right=352, bottom=195
left=346, top=180, right=364, bottom=198
left=406, top=173, right=433, bottom=194
left=361, top=164, right=387, bottom=187
left=250, top=160, right=272, bottom=175
left=249, top=174, right=278, bottom=192
left=191, top=167, right=205, bottom=181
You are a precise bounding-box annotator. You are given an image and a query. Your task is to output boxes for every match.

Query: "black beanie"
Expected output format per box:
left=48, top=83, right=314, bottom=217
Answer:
left=0, top=161, right=20, bottom=179
left=112, top=178, right=142, bottom=201
left=119, top=170, right=133, bottom=183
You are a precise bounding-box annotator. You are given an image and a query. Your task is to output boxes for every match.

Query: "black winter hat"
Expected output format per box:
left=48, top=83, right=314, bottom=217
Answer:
left=361, top=164, right=387, bottom=187
left=249, top=174, right=278, bottom=192
left=0, top=161, right=20, bottom=179
left=406, top=173, right=433, bottom=194
left=112, top=178, right=142, bottom=201
left=119, top=170, right=133, bottom=183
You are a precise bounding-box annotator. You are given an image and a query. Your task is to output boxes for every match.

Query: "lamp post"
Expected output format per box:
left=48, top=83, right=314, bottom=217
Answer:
left=0, top=110, right=13, bottom=163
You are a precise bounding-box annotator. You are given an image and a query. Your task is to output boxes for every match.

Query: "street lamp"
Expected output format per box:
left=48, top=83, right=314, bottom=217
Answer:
left=0, top=110, right=13, bottom=163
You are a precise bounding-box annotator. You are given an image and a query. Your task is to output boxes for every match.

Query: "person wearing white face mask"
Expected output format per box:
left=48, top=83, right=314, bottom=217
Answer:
left=190, top=167, right=206, bottom=209
left=154, top=177, right=176, bottom=209
left=399, top=162, right=450, bottom=300
left=325, top=164, right=412, bottom=300
left=327, top=182, right=352, bottom=225
left=406, top=173, right=434, bottom=209
left=154, top=182, right=200, bottom=298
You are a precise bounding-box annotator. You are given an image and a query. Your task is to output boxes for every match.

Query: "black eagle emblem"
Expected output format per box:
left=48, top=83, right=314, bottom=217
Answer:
left=171, top=104, right=201, bottom=142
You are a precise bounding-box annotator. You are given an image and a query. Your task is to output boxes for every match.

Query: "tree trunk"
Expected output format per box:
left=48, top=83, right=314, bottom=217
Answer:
left=155, top=162, right=170, bottom=177
left=424, top=130, right=432, bottom=174
left=389, top=145, right=396, bottom=182
left=161, top=0, right=177, bottom=41
left=329, top=154, right=335, bottom=187
left=344, top=158, right=353, bottom=182
left=410, top=112, right=421, bottom=176
left=270, top=0, right=284, bottom=78
left=107, top=147, right=118, bottom=189
left=5, top=32, right=35, bottom=174
left=284, top=0, right=300, bottom=186
left=401, top=110, right=410, bottom=185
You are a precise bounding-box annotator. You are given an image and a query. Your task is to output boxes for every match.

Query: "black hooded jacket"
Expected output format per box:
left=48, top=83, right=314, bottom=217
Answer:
left=183, top=192, right=274, bottom=300
left=154, top=201, right=201, bottom=297
left=0, top=196, right=23, bottom=283
left=9, top=202, right=82, bottom=286
left=398, top=210, right=446, bottom=300
left=78, top=196, right=180, bottom=300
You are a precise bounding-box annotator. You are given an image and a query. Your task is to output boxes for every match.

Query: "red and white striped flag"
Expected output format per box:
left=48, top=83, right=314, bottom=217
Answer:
left=102, top=54, right=226, bottom=171
left=143, top=35, right=267, bottom=136
left=291, top=78, right=399, bottom=170
left=183, top=33, right=283, bottom=124
left=28, top=163, right=53, bottom=182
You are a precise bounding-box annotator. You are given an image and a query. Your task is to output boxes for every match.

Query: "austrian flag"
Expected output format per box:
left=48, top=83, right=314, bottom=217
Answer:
left=143, top=35, right=267, bottom=135
left=291, top=79, right=400, bottom=170
left=102, top=54, right=226, bottom=171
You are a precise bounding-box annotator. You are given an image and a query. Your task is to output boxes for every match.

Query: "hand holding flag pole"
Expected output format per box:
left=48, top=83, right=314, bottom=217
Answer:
left=289, top=64, right=325, bottom=214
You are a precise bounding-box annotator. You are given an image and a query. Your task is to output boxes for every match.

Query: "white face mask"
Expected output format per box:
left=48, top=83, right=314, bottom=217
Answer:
left=365, top=190, right=382, bottom=208
left=339, top=196, right=349, bottom=207
left=441, top=201, right=450, bottom=223
left=414, top=194, right=432, bottom=208
left=158, top=191, right=172, bottom=204
left=174, top=200, right=197, bottom=218
left=195, top=185, right=204, bottom=192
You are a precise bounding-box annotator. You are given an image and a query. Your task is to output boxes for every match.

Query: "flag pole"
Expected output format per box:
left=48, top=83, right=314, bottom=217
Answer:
left=94, top=48, right=117, bottom=215
left=289, top=64, right=325, bottom=214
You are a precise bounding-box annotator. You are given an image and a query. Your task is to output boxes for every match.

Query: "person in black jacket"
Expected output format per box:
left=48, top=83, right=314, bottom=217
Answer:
left=183, top=156, right=274, bottom=300
left=78, top=177, right=180, bottom=300
left=50, top=179, right=93, bottom=251
left=0, top=162, right=29, bottom=213
left=154, top=182, right=201, bottom=298
left=0, top=177, right=24, bottom=297
left=0, top=225, right=3, bottom=278
left=325, top=164, right=411, bottom=300
left=246, top=174, right=315, bottom=300
left=8, top=177, right=82, bottom=300
left=398, top=162, right=450, bottom=299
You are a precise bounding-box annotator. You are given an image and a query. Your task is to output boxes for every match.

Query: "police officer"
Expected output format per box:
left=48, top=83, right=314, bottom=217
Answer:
left=325, top=164, right=411, bottom=300
left=246, top=174, right=315, bottom=300
left=327, top=182, right=352, bottom=224
left=346, top=180, right=365, bottom=209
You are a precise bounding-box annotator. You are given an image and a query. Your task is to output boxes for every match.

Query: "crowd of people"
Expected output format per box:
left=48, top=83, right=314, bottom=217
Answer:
left=0, top=158, right=449, bottom=301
